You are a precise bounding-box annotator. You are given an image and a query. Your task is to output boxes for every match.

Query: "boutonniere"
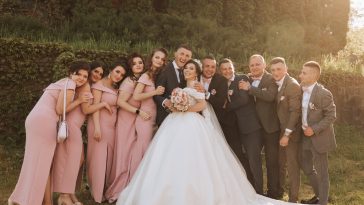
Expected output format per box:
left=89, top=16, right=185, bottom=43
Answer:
left=309, top=102, right=317, bottom=110
left=228, top=89, right=234, bottom=96
left=211, top=89, right=217, bottom=95
left=280, top=96, right=285, bottom=101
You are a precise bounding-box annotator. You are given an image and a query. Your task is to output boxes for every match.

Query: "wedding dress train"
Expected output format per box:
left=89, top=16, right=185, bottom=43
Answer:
left=116, top=87, right=301, bottom=205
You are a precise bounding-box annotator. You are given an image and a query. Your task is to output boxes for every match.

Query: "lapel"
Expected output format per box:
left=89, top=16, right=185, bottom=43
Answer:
left=168, top=63, right=179, bottom=87
left=208, top=75, right=216, bottom=92
left=229, top=76, right=237, bottom=90
left=277, top=75, right=288, bottom=104
left=307, top=84, right=319, bottom=117
left=258, top=72, right=268, bottom=89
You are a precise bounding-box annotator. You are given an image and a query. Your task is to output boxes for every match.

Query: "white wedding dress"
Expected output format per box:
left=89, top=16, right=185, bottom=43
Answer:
left=116, top=87, right=301, bottom=205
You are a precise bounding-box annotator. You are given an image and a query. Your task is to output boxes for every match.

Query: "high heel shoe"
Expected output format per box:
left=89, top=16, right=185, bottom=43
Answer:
left=70, top=193, right=83, bottom=205
left=57, top=194, right=73, bottom=205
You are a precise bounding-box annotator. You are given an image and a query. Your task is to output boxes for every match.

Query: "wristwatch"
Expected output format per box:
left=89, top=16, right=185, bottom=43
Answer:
left=135, top=109, right=140, bottom=114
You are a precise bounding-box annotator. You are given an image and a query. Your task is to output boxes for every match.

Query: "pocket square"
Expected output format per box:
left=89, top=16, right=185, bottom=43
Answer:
left=280, top=96, right=285, bottom=101
left=262, top=88, right=267, bottom=91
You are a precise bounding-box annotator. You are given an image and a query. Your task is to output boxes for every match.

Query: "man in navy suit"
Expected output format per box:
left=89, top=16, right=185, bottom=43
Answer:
left=220, top=58, right=263, bottom=194
left=154, top=44, right=192, bottom=126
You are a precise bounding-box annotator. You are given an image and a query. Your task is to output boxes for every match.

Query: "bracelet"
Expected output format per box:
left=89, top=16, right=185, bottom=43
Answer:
left=135, top=109, right=140, bottom=115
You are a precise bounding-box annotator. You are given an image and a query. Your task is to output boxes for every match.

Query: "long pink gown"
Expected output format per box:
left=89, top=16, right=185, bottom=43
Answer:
left=86, top=81, right=118, bottom=203
left=105, top=74, right=155, bottom=202
left=9, top=78, right=76, bottom=205
left=52, top=91, right=92, bottom=194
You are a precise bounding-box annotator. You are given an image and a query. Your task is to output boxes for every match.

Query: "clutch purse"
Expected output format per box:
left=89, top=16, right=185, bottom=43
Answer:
left=57, top=79, right=69, bottom=143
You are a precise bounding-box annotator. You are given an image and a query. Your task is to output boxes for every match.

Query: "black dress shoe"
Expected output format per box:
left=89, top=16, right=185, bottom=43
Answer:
left=301, top=195, right=319, bottom=204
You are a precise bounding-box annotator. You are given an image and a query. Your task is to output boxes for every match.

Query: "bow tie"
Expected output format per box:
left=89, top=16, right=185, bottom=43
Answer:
left=250, top=76, right=262, bottom=81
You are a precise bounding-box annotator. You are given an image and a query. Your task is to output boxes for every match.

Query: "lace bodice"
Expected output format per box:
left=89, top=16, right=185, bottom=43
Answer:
left=183, top=87, right=205, bottom=106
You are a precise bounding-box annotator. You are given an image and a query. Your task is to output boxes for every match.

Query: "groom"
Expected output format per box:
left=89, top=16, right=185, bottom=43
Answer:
left=154, top=44, right=192, bottom=126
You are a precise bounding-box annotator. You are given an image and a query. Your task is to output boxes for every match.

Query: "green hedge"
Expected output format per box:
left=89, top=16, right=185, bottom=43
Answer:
left=1, top=38, right=363, bottom=146
left=0, top=38, right=127, bottom=145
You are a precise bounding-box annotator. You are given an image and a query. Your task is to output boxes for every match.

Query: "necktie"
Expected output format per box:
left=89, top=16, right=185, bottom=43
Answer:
left=178, top=68, right=183, bottom=83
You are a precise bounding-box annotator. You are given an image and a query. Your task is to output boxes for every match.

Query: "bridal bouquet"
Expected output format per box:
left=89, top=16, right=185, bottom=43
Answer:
left=170, top=88, right=189, bottom=112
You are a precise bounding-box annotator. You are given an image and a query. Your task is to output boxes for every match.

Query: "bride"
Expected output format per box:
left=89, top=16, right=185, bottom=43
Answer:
left=116, top=59, right=301, bottom=205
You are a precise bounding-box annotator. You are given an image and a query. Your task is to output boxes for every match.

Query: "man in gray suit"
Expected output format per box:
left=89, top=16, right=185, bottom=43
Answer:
left=270, top=57, right=302, bottom=202
left=239, top=54, right=281, bottom=199
left=299, top=61, right=336, bottom=205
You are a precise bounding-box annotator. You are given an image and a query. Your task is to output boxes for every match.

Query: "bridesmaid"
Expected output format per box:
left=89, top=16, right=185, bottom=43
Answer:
left=86, top=61, right=127, bottom=203
left=52, top=61, right=111, bottom=205
left=8, top=61, right=91, bottom=205
left=105, top=50, right=167, bottom=202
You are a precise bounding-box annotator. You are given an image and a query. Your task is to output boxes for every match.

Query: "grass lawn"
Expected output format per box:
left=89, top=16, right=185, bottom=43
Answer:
left=1, top=125, right=363, bottom=205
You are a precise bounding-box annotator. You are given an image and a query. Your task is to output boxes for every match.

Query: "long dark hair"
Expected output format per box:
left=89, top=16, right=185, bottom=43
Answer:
left=127, top=52, right=145, bottom=81
left=184, top=59, right=202, bottom=80
left=108, top=59, right=129, bottom=89
left=145, top=48, right=168, bottom=82
left=69, top=60, right=90, bottom=75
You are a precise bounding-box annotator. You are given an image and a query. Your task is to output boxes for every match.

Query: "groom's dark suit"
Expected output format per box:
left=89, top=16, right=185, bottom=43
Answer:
left=226, top=74, right=263, bottom=194
left=154, top=62, right=186, bottom=126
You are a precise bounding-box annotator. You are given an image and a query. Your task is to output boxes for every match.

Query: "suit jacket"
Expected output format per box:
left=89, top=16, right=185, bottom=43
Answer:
left=276, top=74, right=302, bottom=142
left=153, top=62, right=186, bottom=125
left=306, top=83, right=336, bottom=153
left=248, top=71, right=280, bottom=134
left=227, top=75, right=261, bottom=134
left=205, top=73, right=228, bottom=123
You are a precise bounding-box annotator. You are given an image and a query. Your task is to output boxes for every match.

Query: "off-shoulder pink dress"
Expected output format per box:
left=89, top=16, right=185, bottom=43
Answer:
left=86, top=81, right=118, bottom=203
left=52, top=91, right=93, bottom=194
left=105, top=74, right=155, bottom=202
left=9, top=78, right=76, bottom=205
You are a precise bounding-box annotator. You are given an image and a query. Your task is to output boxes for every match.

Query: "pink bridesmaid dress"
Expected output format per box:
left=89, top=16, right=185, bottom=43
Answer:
left=52, top=91, right=93, bottom=194
left=105, top=74, right=155, bottom=202
left=9, top=78, right=76, bottom=205
left=86, top=81, right=118, bottom=203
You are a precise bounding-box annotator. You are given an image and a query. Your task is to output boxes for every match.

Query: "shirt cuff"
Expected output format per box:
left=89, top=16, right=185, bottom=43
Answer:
left=205, top=92, right=211, bottom=100
left=284, top=129, right=292, bottom=136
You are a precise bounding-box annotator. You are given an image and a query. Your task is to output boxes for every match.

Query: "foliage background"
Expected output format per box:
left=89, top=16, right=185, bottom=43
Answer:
left=0, top=0, right=351, bottom=60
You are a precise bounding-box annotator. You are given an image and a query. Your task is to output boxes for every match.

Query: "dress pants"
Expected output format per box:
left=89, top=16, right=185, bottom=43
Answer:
left=301, top=137, right=330, bottom=205
left=278, top=140, right=301, bottom=202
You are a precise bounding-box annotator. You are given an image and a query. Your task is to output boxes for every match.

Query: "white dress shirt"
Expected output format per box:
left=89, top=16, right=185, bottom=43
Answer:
left=200, top=76, right=211, bottom=91
left=302, top=83, right=317, bottom=129
left=172, top=61, right=181, bottom=83
left=276, top=75, right=286, bottom=92
left=251, top=74, right=263, bottom=88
